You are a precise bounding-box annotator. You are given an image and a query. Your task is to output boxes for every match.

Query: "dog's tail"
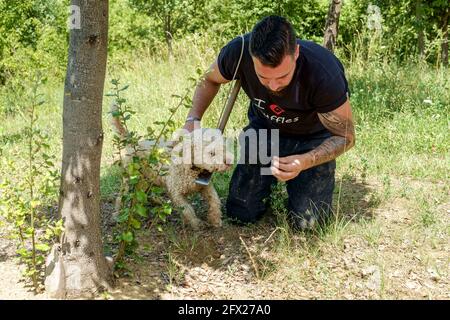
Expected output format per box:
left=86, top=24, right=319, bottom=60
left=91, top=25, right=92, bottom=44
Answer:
left=109, top=101, right=175, bottom=159
left=109, top=101, right=127, bottom=140
left=109, top=101, right=138, bottom=159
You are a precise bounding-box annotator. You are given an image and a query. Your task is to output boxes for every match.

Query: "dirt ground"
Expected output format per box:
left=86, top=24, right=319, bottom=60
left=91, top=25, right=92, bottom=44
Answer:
left=0, top=177, right=448, bottom=300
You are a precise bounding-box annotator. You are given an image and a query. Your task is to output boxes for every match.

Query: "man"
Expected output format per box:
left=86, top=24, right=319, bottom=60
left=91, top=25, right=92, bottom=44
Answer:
left=183, top=16, right=355, bottom=230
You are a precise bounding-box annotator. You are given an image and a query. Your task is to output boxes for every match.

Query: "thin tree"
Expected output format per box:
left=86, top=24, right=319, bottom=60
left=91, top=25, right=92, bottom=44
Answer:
left=441, top=7, right=449, bottom=67
left=323, top=0, right=343, bottom=52
left=129, top=0, right=187, bottom=58
left=415, top=0, right=425, bottom=57
left=45, top=0, right=112, bottom=298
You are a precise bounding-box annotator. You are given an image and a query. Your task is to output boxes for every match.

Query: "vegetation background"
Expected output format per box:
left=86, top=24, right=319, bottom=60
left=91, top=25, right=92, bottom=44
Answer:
left=0, top=0, right=448, bottom=299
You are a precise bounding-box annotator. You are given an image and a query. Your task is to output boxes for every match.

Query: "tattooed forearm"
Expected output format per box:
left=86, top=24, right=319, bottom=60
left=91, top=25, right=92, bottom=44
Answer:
left=308, top=136, right=351, bottom=167
left=318, top=110, right=355, bottom=138
left=303, top=107, right=355, bottom=168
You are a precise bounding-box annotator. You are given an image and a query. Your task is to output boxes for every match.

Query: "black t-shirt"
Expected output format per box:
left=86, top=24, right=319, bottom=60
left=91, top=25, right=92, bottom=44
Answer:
left=217, top=33, right=349, bottom=136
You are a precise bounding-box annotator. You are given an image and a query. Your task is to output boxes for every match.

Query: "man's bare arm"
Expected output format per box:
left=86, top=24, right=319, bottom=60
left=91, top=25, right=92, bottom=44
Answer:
left=271, top=99, right=356, bottom=181
left=184, top=60, right=229, bottom=131
left=307, top=99, right=355, bottom=168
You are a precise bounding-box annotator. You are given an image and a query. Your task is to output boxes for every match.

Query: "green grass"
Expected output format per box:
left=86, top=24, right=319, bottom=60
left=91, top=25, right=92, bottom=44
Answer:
left=2, top=46, right=448, bottom=184
left=1, top=39, right=449, bottom=299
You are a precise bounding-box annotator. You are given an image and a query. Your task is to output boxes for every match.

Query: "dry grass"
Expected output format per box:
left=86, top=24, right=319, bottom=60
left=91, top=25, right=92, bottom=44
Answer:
left=0, top=40, right=448, bottom=299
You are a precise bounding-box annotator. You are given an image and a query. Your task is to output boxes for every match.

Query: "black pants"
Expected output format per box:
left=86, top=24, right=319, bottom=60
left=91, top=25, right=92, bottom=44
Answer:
left=225, top=125, right=336, bottom=230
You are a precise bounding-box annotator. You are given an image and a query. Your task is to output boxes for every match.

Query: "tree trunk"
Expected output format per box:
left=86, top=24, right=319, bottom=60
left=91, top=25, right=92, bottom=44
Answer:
left=165, top=14, right=173, bottom=58
left=45, top=0, right=112, bottom=299
left=441, top=8, right=449, bottom=67
left=323, top=0, right=343, bottom=52
left=416, top=0, right=425, bottom=57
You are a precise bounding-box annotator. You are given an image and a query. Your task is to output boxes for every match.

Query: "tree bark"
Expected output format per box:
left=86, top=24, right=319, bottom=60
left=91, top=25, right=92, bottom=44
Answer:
left=45, top=0, right=112, bottom=298
left=441, top=8, right=449, bottom=67
left=416, top=0, right=425, bottom=57
left=323, top=0, right=343, bottom=52
left=165, top=14, right=173, bottom=58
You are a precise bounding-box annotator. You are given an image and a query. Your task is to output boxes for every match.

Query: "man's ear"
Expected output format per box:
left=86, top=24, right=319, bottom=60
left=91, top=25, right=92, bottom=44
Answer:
left=295, top=44, right=300, bottom=60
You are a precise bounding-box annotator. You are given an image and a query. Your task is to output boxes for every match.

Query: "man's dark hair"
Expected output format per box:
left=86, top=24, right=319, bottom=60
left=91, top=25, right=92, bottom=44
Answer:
left=249, top=16, right=297, bottom=67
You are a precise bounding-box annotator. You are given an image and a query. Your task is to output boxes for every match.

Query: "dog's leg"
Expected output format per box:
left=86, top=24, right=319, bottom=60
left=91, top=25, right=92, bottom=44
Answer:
left=201, top=184, right=223, bottom=227
left=170, top=192, right=203, bottom=230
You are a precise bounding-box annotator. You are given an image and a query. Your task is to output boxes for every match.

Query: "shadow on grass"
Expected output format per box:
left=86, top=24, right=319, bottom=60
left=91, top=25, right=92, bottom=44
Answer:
left=98, top=164, right=381, bottom=299
left=332, top=173, right=380, bottom=222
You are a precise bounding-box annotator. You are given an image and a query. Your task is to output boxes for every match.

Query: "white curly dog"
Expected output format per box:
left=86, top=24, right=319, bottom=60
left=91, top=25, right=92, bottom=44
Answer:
left=110, top=104, right=234, bottom=229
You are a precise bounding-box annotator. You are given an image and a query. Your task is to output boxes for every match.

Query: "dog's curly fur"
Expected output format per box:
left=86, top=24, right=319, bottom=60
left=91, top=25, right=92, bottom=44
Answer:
left=110, top=104, right=233, bottom=229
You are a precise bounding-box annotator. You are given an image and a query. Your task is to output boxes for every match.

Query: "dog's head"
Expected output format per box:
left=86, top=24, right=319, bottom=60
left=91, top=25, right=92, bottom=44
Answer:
left=171, top=128, right=234, bottom=172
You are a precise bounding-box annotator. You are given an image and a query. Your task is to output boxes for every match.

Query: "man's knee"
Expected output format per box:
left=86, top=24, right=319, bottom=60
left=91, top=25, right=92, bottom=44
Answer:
left=225, top=196, right=266, bottom=224
left=287, top=200, right=334, bottom=230
left=226, top=161, right=274, bottom=224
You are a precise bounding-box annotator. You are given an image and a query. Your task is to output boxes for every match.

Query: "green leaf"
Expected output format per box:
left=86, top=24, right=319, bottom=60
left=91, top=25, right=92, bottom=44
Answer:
left=163, top=206, right=172, bottom=215
left=119, top=85, right=130, bottom=92
left=121, top=231, right=133, bottom=243
left=135, top=190, right=147, bottom=204
left=135, top=204, right=148, bottom=218
left=111, top=110, right=121, bottom=118
left=117, top=211, right=129, bottom=223
left=24, top=227, right=35, bottom=236
left=150, top=186, right=164, bottom=195
left=45, top=160, right=54, bottom=167
left=129, top=175, right=139, bottom=185
left=36, top=255, right=45, bottom=265
left=16, top=248, right=31, bottom=258
left=130, top=218, right=141, bottom=230
left=35, top=243, right=50, bottom=252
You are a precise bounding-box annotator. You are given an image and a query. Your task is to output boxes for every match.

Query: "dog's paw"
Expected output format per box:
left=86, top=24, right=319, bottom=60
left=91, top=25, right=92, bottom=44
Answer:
left=207, top=213, right=223, bottom=228
left=209, top=219, right=223, bottom=228
left=186, top=217, right=205, bottom=230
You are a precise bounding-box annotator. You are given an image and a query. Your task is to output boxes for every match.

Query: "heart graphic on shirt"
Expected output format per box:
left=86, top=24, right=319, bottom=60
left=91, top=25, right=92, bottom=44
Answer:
left=269, top=104, right=285, bottom=116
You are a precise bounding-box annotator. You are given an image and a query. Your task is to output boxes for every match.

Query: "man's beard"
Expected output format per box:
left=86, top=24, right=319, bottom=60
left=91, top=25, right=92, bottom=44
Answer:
left=266, top=85, right=288, bottom=97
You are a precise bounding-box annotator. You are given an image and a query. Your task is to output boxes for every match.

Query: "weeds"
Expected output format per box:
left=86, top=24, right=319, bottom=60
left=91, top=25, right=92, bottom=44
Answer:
left=0, top=37, right=448, bottom=298
left=0, top=74, right=63, bottom=292
left=107, top=73, right=202, bottom=273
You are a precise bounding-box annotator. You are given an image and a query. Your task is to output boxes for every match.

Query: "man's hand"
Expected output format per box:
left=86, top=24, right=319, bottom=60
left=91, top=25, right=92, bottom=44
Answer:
left=271, top=99, right=355, bottom=182
left=182, top=119, right=201, bottom=133
left=271, top=155, right=309, bottom=182
left=183, top=60, right=229, bottom=133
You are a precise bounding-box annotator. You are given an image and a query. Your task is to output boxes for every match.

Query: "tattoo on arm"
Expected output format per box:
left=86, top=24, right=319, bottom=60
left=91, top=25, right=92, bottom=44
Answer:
left=309, top=136, right=348, bottom=166
left=307, top=110, right=355, bottom=167
left=318, top=111, right=354, bottom=137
